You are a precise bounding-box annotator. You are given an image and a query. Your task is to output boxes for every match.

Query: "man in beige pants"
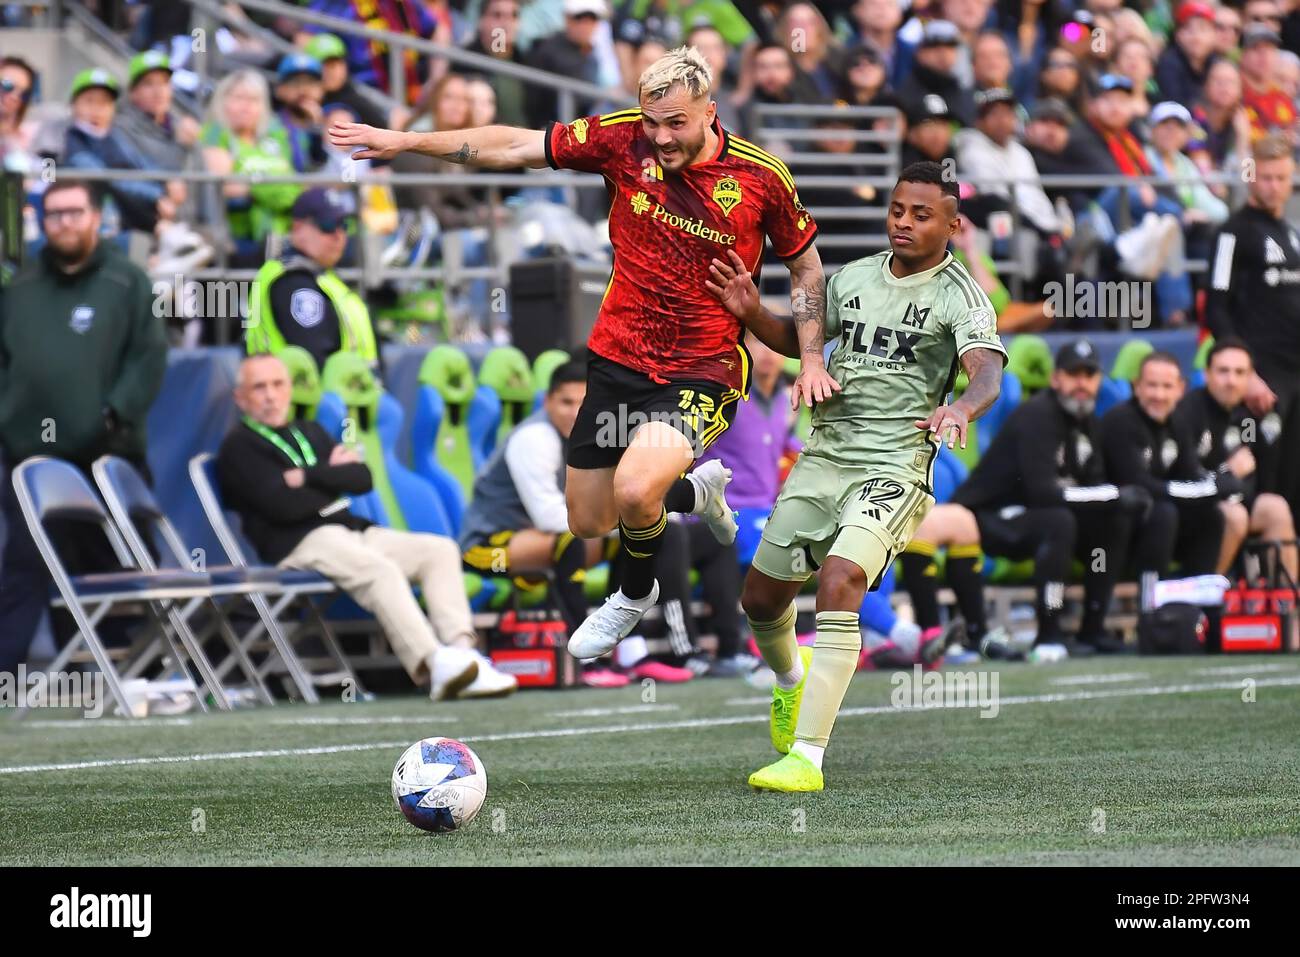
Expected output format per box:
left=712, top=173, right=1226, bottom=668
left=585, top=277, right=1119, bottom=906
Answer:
left=216, top=354, right=516, bottom=699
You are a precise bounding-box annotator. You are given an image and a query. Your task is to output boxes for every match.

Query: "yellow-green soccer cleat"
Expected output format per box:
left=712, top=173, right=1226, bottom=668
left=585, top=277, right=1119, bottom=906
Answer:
left=770, top=645, right=814, bottom=754
left=748, top=750, right=824, bottom=792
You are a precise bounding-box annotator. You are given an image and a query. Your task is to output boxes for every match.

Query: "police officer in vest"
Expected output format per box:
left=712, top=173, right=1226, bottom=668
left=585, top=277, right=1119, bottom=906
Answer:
left=245, top=188, right=378, bottom=374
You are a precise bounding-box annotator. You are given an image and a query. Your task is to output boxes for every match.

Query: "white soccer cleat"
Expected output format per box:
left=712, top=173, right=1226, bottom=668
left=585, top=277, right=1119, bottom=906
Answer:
left=567, top=581, right=660, bottom=659
left=429, top=645, right=480, bottom=701
left=458, top=652, right=518, bottom=698
left=691, top=460, right=738, bottom=545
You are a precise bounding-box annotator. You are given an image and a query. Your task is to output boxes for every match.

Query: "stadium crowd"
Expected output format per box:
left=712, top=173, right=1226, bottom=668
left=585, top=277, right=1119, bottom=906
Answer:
left=0, top=0, right=1299, bottom=704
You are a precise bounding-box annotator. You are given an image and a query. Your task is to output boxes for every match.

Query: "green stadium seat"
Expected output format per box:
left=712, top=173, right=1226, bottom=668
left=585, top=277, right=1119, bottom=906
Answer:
left=477, top=345, right=537, bottom=456
left=415, top=346, right=481, bottom=502
left=277, top=345, right=323, bottom=421
left=1004, top=335, right=1053, bottom=396
left=1110, top=339, right=1154, bottom=383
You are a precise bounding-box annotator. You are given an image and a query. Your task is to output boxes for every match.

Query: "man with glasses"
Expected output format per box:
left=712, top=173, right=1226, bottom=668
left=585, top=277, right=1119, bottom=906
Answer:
left=0, top=180, right=166, bottom=670
left=245, top=187, right=377, bottom=376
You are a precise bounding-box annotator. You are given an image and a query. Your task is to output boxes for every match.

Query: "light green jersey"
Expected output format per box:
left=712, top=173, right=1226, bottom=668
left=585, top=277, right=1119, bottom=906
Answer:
left=805, top=250, right=1007, bottom=487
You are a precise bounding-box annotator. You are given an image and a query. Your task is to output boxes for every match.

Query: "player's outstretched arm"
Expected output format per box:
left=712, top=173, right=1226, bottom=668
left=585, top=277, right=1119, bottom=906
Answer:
left=915, top=346, right=1003, bottom=450
left=706, top=250, right=799, bottom=358
left=786, top=246, right=841, bottom=410
left=327, top=122, right=548, bottom=169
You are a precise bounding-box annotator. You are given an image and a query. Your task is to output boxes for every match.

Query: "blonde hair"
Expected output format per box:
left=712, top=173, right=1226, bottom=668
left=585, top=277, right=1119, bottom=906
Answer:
left=638, top=45, right=712, bottom=103
left=1253, top=133, right=1293, bottom=163
left=208, top=68, right=271, bottom=140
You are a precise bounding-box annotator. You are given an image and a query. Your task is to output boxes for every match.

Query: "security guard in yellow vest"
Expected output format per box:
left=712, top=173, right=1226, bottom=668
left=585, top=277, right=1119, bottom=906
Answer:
left=246, top=188, right=378, bottom=373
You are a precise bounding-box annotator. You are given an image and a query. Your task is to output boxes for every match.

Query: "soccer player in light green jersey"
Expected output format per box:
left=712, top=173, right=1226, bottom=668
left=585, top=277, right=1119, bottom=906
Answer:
left=706, top=162, right=1008, bottom=792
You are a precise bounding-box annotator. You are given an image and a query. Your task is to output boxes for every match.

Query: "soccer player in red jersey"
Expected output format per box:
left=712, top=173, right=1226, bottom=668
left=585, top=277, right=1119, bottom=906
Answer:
left=330, top=46, right=834, bottom=659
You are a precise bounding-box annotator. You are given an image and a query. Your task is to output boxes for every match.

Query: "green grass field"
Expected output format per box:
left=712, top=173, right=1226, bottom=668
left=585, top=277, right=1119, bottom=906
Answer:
left=3, top=655, right=1299, bottom=866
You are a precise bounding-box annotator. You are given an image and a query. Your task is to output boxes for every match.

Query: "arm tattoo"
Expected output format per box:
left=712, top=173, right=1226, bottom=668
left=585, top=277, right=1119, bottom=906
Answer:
left=955, top=347, right=1003, bottom=420
left=790, top=272, right=826, bottom=358
left=442, top=142, right=479, bottom=164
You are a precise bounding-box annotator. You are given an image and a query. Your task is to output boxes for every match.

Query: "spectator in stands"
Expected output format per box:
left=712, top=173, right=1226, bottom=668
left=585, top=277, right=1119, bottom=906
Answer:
left=1068, top=74, right=1192, bottom=320
left=115, top=52, right=201, bottom=178
left=1113, top=37, right=1156, bottom=124
left=971, top=29, right=1015, bottom=96
left=1156, top=2, right=1220, bottom=107
left=846, top=0, right=905, bottom=82
left=941, top=0, right=997, bottom=86
left=1190, top=59, right=1253, bottom=182
left=741, top=42, right=802, bottom=140
left=1036, top=47, right=1086, bottom=122
left=1206, top=134, right=1300, bottom=525
left=1024, top=96, right=1087, bottom=207
left=1176, top=337, right=1298, bottom=582
left=1111, top=6, right=1159, bottom=57
left=1100, top=351, right=1229, bottom=595
left=950, top=338, right=1152, bottom=656
left=462, top=0, right=531, bottom=128
left=0, top=181, right=165, bottom=671
left=305, top=0, right=446, bottom=107
left=774, top=3, right=848, bottom=100
left=796, top=110, right=882, bottom=231
left=60, top=69, right=174, bottom=236
left=1239, top=25, right=1298, bottom=142
left=306, top=33, right=394, bottom=130
left=1285, top=0, right=1300, bottom=53
left=838, top=43, right=892, bottom=108
left=949, top=209, right=1052, bottom=331
left=219, top=353, right=515, bottom=699
left=273, top=53, right=328, bottom=174
left=0, top=55, right=38, bottom=169
left=201, top=70, right=300, bottom=267
left=612, top=0, right=756, bottom=81
left=244, top=188, right=378, bottom=375
left=900, top=94, right=956, bottom=168
left=528, top=0, right=608, bottom=123
left=899, top=20, right=976, bottom=127
left=466, top=76, right=498, bottom=128
left=1145, top=101, right=1230, bottom=263
left=625, top=37, right=670, bottom=97
left=956, top=86, right=1066, bottom=294
left=687, top=25, right=742, bottom=131
left=1213, top=3, right=1244, bottom=56
left=1057, top=8, right=1106, bottom=91
left=460, top=362, right=606, bottom=646
left=1277, top=49, right=1300, bottom=101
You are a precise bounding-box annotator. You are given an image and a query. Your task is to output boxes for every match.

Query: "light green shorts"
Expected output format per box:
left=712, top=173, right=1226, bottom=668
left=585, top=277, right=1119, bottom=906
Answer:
left=751, top=454, right=933, bottom=585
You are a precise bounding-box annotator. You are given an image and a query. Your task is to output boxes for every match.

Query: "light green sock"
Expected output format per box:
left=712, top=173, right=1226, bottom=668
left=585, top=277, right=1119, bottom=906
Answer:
left=748, top=602, right=799, bottom=686
left=794, top=610, right=861, bottom=749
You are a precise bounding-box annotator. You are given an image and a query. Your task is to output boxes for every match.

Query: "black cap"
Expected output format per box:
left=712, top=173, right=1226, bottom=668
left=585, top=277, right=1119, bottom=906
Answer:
left=846, top=43, right=884, bottom=68
left=1055, top=338, right=1102, bottom=373
left=974, top=87, right=1017, bottom=114
left=290, top=187, right=354, bottom=231
left=906, top=93, right=953, bottom=125
left=1242, top=24, right=1282, bottom=48
left=1030, top=97, right=1072, bottom=125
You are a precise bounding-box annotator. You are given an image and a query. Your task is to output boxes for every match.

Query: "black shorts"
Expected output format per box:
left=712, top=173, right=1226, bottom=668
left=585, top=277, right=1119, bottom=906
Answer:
left=566, top=354, right=745, bottom=470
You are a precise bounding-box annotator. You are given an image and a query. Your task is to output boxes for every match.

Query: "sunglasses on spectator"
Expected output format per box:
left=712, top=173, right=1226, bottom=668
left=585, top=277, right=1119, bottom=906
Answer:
left=0, top=77, right=29, bottom=99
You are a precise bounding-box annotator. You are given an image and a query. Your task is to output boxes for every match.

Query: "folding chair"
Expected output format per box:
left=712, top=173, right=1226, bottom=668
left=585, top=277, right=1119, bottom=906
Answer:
left=93, top=455, right=292, bottom=707
left=188, top=452, right=363, bottom=702
left=11, top=457, right=232, bottom=717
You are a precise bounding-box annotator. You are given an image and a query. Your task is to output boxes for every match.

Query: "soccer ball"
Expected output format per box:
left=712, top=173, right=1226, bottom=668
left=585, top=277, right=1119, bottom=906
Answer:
left=391, top=737, right=488, bottom=833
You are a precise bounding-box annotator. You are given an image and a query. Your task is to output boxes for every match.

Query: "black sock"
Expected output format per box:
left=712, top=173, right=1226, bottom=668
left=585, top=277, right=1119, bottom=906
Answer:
left=946, top=546, right=988, bottom=646
left=618, top=509, right=668, bottom=600
left=551, top=533, right=588, bottom=633
left=663, top=477, right=697, bottom=514
left=899, top=546, right=941, bottom=630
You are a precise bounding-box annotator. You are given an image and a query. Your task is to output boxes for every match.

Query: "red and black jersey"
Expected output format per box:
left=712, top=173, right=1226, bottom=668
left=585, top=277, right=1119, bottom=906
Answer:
left=544, top=108, right=817, bottom=393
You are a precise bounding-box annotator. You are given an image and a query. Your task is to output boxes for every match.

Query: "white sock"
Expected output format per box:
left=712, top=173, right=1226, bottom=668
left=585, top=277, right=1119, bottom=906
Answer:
left=774, top=657, right=804, bottom=690
left=791, top=741, right=825, bottom=770
left=684, top=472, right=706, bottom=514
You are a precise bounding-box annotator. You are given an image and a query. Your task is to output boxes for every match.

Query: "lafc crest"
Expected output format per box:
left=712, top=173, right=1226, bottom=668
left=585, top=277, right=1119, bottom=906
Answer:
left=713, top=176, right=742, bottom=217
left=571, top=117, right=589, bottom=144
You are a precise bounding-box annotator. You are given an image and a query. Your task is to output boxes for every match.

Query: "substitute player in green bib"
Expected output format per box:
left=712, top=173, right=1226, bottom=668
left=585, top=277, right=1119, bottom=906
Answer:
left=707, top=162, right=1007, bottom=792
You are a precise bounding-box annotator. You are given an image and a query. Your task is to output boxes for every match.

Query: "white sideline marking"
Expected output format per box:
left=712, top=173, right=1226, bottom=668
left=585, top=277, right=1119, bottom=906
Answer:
left=4, top=675, right=1298, bottom=776
left=1049, top=672, right=1149, bottom=686
left=21, top=718, right=196, bottom=729
left=1193, top=663, right=1297, bottom=676
left=270, top=716, right=460, bottom=727
left=726, top=696, right=771, bottom=706
left=548, top=704, right=679, bottom=718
